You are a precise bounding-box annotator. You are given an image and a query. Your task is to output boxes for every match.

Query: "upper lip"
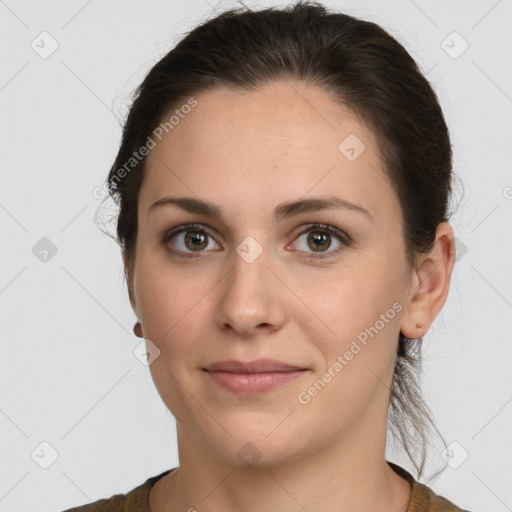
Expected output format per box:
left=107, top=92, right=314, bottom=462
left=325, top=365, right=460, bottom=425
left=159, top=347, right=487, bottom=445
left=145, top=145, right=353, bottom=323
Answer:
left=204, top=359, right=305, bottom=373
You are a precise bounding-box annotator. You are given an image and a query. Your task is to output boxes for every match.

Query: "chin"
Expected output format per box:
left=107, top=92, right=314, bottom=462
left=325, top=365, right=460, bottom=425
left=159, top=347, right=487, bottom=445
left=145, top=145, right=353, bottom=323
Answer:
left=198, top=421, right=310, bottom=469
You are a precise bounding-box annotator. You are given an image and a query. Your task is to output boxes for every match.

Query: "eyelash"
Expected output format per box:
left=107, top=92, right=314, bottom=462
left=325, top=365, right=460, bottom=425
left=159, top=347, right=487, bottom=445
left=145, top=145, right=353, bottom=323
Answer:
left=161, top=223, right=352, bottom=261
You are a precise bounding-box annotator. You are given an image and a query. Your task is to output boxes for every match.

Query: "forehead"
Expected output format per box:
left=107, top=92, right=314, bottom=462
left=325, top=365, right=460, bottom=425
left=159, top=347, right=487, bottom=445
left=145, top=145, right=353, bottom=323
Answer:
left=141, top=80, right=395, bottom=222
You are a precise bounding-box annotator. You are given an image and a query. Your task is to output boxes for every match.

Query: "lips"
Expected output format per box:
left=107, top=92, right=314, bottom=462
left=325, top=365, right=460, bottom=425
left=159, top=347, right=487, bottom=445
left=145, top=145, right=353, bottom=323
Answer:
left=204, top=358, right=305, bottom=373
left=203, top=359, right=308, bottom=394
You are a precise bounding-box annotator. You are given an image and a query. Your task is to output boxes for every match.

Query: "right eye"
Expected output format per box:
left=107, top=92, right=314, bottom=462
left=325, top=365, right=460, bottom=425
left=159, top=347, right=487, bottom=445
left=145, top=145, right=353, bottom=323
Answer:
left=161, top=223, right=221, bottom=259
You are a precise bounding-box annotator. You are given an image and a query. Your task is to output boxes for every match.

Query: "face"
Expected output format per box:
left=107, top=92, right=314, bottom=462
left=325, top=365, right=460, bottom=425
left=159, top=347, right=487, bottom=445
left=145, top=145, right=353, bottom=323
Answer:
left=130, top=80, right=415, bottom=467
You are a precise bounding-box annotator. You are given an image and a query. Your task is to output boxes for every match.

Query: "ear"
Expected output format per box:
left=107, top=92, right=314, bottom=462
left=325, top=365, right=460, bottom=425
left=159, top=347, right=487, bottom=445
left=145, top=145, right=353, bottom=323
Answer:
left=400, top=222, right=456, bottom=338
left=122, top=249, right=138, bottom=315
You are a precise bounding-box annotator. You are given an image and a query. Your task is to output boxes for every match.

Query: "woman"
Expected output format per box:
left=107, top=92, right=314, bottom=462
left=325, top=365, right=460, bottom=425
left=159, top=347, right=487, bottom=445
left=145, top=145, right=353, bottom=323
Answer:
left=65, top=1, right=471, bottom=510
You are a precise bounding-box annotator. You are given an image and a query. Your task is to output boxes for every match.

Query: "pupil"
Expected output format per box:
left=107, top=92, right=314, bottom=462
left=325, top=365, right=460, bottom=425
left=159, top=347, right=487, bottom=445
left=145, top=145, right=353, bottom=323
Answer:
left=186, top=231, right=207, bottom=250
left=309, top=231, right=330, bottom=252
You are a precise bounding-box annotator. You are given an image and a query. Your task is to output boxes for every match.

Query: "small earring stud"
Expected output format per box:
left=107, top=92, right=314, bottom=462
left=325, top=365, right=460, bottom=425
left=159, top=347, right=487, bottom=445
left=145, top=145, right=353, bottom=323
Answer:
left=133, top=320, right=143, bottom=338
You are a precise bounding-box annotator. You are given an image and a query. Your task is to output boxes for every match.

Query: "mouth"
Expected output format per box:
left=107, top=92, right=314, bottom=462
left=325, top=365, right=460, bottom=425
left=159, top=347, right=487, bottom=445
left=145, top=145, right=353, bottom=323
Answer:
left=203, top=359, right=309, bottom=394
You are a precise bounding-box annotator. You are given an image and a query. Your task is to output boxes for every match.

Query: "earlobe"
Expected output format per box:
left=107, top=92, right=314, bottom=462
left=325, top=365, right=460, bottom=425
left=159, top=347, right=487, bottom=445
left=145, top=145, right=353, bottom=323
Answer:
left=400, top=223, right=456, bottom=339
left=124, top=258, right=143, bottom=337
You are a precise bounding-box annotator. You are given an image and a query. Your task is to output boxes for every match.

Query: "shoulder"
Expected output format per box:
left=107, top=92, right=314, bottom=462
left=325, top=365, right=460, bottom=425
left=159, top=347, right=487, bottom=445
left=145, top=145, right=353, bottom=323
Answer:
left=409, top=479, right=473, bottom=512
left=60, top=469, right=175, bottom=512
left=61, top=492, right=130, bottom=512
left=388, top=462, right=472, bottom=512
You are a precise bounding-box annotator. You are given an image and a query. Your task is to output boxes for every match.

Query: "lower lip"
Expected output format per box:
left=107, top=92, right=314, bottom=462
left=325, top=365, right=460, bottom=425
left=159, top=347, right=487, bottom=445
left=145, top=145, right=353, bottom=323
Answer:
left=205, top=370, right=307, bottom=394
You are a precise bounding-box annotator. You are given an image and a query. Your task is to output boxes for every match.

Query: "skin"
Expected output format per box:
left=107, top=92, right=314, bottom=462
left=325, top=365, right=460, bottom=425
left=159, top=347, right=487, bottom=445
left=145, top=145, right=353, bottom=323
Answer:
left=125, top=80, right=455, bottom=512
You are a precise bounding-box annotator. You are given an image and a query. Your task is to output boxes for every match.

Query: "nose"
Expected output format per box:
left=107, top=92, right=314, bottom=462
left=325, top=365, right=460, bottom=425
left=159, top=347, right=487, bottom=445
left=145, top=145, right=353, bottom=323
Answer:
left=215, top=243, right=287, bottom=338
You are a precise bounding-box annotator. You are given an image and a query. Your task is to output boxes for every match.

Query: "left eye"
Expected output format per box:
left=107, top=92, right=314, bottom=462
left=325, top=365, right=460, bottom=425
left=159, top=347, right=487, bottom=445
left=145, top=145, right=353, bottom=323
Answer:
left=291, top=224, right=349, bottom=259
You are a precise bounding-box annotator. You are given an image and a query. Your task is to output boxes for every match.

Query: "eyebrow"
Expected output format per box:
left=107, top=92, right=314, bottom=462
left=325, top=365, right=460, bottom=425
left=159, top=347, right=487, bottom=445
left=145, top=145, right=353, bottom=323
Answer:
left=148, top=195, right=373, bottom=222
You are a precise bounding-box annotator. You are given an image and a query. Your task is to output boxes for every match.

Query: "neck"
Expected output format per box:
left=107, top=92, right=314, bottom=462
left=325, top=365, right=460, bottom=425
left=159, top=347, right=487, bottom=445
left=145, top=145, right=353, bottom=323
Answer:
left=150, top=424, right=412, bottom=512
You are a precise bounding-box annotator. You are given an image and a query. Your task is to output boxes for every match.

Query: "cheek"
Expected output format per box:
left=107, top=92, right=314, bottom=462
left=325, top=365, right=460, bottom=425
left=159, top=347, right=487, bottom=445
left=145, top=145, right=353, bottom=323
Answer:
left=311, top=264, right=403, bottom=338
left=306, top=259, right=405, bottom=389
left=134, top=251, right=211, bottom=360
left=135, top=260, right=214, bottom=421
left=297, top=279, right=402, bottom=431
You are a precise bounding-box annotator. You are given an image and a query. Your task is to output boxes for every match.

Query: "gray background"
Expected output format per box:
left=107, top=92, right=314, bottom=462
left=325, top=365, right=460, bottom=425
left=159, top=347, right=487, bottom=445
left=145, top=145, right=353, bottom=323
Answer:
left=1, top=0, right=511, bottom=510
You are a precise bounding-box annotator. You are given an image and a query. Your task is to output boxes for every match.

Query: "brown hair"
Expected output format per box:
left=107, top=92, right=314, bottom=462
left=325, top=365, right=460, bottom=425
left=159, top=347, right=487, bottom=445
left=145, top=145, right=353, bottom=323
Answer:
left=100, top=0, right=453, bottom=480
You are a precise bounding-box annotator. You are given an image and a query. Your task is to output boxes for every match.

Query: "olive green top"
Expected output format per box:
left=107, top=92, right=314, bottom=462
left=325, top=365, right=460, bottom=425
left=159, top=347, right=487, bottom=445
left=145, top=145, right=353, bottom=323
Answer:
left=62, top=462, right=471, bottom=511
